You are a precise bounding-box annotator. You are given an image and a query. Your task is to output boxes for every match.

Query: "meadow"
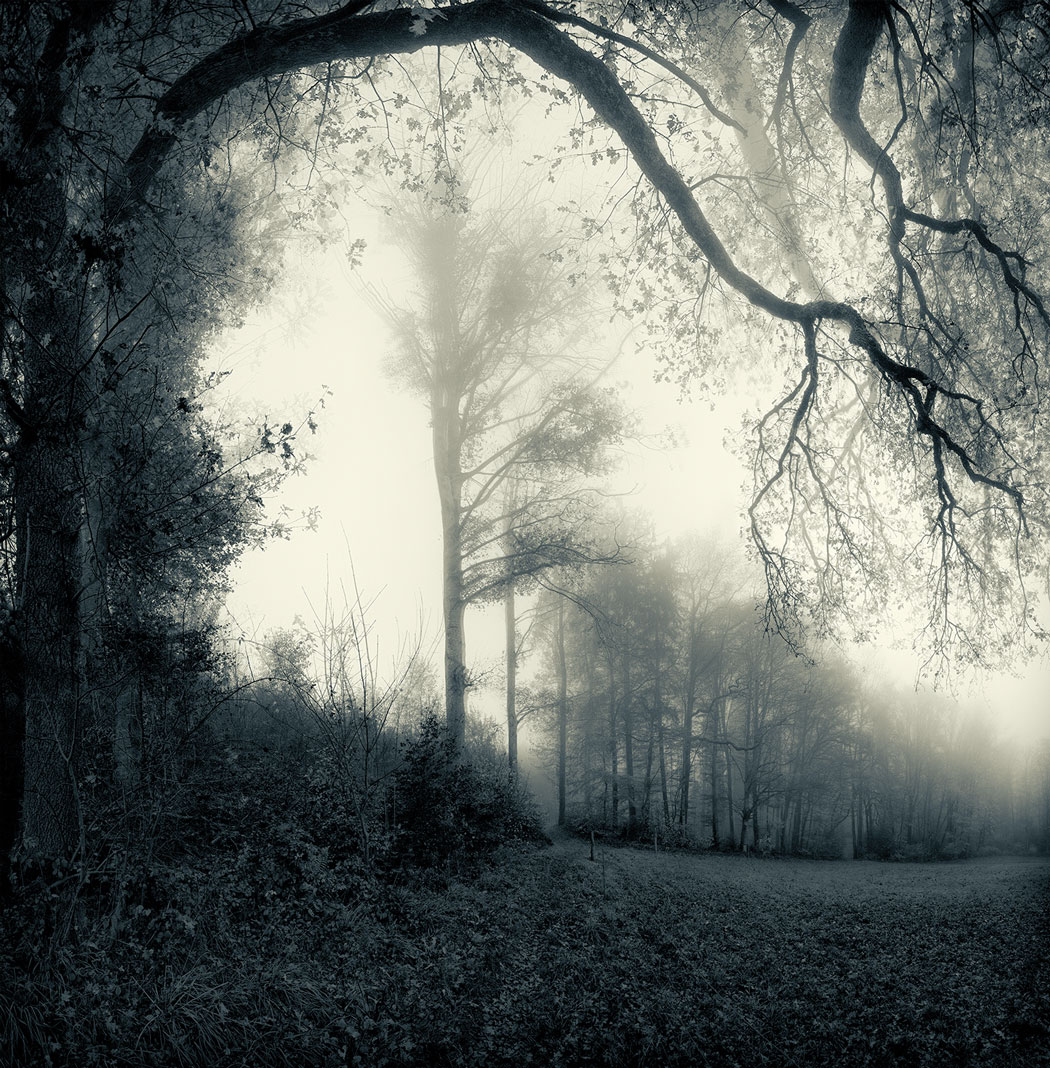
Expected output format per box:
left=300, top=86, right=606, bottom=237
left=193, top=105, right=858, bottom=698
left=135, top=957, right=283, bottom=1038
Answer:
left=9, top=824, right=1045, bottom=1068
left=358, top=837, right=1050, bottom=1068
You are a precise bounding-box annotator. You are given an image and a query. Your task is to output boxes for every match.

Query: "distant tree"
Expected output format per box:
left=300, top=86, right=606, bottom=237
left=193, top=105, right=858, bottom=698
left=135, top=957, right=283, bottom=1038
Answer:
left=372, top=182, right=628, bottom=749
left=671, top=536, right=742, bottom=831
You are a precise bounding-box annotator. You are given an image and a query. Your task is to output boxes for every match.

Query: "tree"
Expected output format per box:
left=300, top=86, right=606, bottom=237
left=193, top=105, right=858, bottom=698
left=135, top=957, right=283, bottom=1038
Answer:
left=671, top=535, right=742, bottom=830
left=372, top=182, right=627, bottom=748
left=3, top=0, right=1047, bottom=862
left=2, top=4, right=315, bottom=858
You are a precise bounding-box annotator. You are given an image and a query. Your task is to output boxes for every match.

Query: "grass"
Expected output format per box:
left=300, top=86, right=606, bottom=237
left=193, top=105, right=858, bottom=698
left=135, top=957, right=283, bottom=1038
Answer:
left=355, top=836, right=1050, bottom=1067
left=4, top=834, right=1048, bottom=1067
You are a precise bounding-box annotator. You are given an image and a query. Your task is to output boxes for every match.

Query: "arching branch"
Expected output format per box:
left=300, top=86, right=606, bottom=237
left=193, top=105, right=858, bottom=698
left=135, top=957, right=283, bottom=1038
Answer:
left=112, top=0, right=1033, bottom=587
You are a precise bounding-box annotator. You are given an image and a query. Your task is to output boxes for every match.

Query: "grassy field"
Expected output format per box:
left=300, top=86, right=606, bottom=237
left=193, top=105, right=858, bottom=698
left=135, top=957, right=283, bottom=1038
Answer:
left=5, top=834, right=1049, bottom=1067
left=351, top=836, right=1050, bottom=1068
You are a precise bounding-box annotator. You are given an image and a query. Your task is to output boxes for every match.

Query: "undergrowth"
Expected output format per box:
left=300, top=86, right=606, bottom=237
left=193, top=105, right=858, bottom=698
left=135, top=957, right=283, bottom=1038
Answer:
left=2, top=734, right=1047, bottom=1067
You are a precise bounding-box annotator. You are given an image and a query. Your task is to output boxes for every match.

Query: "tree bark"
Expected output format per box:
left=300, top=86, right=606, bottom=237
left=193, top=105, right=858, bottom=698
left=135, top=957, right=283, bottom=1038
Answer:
left=6, top=2, right=115, bottom=862
left=505, top=576, right=517, bottom=769
left=17, top=377, right=85, bottom=860
left=503, top=491, right=519, bottom=768
left=607, top=650, right=618, bottom=829
left=556, top=597, right=568, bottom=827
left=432, top=330, right=468, bottom=746
left=442, top=550, right=468, bottom=749
left=0, top=626, right=24, bottom=885
left=679, top=624, right=700, bottom=828
left=622, top=645, right=636, bottom=830
left=722, top=696, right=736, bottom=845
left=709, top=700, right=721, bottom=849
left=658, top=716, right=670, bottom=827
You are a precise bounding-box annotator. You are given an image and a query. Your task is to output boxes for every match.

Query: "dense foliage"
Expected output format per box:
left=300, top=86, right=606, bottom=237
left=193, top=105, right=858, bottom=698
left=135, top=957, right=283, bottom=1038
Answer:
left=0, top=694, right=546, bottom=1065
left=393, top=714, right=547, bottom=870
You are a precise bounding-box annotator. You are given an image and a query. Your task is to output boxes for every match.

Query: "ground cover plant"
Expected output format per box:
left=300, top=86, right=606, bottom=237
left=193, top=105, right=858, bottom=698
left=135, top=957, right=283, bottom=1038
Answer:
left=4, top=818, right=1047, bottom=1068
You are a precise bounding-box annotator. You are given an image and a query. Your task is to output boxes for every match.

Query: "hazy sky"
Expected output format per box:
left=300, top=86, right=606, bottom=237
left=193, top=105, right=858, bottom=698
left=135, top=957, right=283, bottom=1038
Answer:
left=212, top=227, right=746, bottom=699
left=210, top=223, right=1049, bottom=750
left=209, top=66, right=1048, bottom=751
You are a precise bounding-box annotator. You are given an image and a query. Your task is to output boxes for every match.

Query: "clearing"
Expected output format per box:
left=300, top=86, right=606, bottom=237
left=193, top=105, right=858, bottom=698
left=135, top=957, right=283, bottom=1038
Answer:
left=353, top=835, right=1050, bottom=1067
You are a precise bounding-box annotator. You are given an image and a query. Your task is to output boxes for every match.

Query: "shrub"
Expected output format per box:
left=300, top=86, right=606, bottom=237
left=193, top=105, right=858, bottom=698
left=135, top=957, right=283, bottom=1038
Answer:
left=866, top=823, right=897, bottom=860
left=391, top=714, right=544, bottom=871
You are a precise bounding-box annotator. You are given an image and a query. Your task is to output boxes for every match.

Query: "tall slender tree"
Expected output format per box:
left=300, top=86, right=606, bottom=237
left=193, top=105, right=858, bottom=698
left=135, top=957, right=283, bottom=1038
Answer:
left=372, top=181, right=627, bottom=746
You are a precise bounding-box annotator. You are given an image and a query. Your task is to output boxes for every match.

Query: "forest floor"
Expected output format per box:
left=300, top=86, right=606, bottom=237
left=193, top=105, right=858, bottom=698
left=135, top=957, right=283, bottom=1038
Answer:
left=6, top=832, right=1049, bottom=1067
left=329, top=832, right=1050, bottom=1067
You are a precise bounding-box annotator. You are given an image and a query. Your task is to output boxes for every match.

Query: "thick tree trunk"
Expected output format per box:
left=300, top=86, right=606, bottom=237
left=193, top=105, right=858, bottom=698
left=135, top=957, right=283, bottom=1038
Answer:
left=15, top=263, right=91, bottom=862
left=17, top=411, right=84, bottom=860
left=5, top=4, right=111, bottom=863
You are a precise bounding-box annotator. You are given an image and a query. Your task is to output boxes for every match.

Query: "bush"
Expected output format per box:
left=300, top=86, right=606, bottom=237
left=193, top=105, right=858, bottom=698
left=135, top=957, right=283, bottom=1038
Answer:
left=391, top=714, right=545, bottom=871
left=866, top=823, right=897, bottom=860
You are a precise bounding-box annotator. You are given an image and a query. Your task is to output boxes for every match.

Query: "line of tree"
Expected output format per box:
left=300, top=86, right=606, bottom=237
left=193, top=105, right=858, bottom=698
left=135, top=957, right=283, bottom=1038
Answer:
left=531, top=534, right=1050, bottom=858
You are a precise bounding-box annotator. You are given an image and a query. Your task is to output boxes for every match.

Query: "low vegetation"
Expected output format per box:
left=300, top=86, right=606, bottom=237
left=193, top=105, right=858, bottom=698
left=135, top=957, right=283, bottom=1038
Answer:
left=3, top=751, right=1046, bottom=1068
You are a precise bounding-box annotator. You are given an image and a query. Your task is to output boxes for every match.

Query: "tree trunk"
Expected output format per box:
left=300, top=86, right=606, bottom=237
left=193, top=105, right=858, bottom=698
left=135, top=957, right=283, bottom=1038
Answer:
left=679, top=643, right=698, bottom=828
left=791, top=796, right=804, bottom=853
left=642, top=722, right=655, bottom=828
left=17, top=406, right=84, bottom=860
left=622, top=649, right=636, bottom=830
left=607, top=651, right=618, bottom=829
left=709, top=702, right=721, bottom=849
left=16, top=259, right=92, bottom=862
left=443, top=581, right=467, bottom=749
left=658, top=716, right=670, bottom=827
left=679, top=700, right=693, bottom=829
left=556, top=597, right=568, bottom=827
left=723, top=697, right=736, bottom=845
left=433, top=383, right=467, bottom=748
left=505, top=578, right=517, bottom=769
left=0, top=628, right=24, bottom=886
